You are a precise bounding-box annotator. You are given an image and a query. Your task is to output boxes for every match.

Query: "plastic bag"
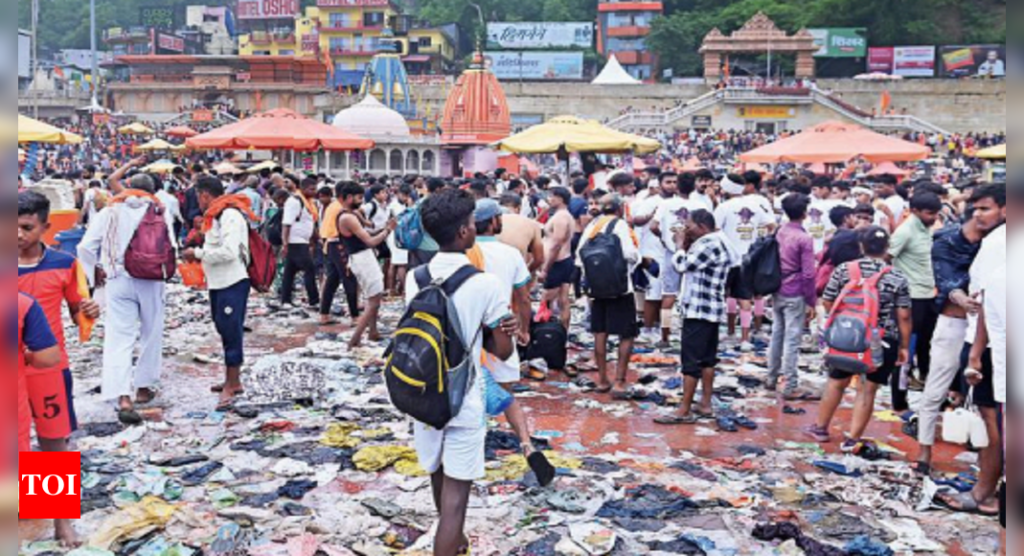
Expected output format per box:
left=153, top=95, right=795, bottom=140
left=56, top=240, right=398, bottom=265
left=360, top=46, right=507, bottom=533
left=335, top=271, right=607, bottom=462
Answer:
left=178, top=261, right=206, bottom=289
left=942, top=388, right=987, bottom=447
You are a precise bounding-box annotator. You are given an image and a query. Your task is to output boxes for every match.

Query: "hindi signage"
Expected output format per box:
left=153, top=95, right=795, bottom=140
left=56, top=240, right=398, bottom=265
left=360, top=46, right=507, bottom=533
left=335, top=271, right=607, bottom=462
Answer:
left=486, top=23, right=593, bottom=49
left=809, top=28, right=868, bottom=58
left=893, top=46, right=936, bottom=77
left=157, top=33, right=185, bottom=53
left=483, top=51, right=584, bottom=80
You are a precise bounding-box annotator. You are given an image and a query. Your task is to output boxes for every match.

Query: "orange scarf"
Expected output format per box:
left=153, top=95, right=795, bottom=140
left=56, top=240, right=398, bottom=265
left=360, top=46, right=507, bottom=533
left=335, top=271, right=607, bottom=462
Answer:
left=300, top=195, right=320, bottom=223
left=110, top=190, right=162, bottom=206
left=202, top=194, right=261, bottom=233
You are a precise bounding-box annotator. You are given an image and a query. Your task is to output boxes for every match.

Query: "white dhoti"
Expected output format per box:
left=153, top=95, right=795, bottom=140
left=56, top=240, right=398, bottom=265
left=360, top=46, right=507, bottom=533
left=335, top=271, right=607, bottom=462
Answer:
left=101, top=276, right=167, bottom=401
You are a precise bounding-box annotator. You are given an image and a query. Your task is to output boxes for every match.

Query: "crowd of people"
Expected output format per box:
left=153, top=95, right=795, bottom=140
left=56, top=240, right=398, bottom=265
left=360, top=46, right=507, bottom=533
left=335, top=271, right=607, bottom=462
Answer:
left=16, top=118, right=1008, bottom=553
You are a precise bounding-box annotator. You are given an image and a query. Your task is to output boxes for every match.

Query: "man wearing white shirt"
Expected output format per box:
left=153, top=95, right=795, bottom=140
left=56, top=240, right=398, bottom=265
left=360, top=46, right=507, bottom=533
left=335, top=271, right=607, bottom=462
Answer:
left=872, top=174, right=906, bottom=232
left=652, top=173, right=708, bottom=345
left=280, top=177, right=320, bottom=308
left=714, top=172, right=775, bottom=350
left=807, top=177, right=839, bottom=254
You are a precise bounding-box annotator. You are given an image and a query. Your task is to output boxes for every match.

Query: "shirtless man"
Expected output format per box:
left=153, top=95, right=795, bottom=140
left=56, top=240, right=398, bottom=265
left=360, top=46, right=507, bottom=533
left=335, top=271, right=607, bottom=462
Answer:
left=540, top=187, right=576, bottom=329
left=499, top=193, right=546, bottom=274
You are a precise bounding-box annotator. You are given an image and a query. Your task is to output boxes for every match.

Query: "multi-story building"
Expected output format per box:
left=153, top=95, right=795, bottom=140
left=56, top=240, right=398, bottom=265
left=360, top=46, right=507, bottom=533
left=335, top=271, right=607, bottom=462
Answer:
left=596, top=0, right=663, bottom=81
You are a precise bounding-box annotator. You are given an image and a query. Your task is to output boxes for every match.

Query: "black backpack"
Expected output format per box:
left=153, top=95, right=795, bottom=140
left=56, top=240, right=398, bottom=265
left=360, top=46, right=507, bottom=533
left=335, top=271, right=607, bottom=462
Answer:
left=741, top=233, right=782, bottom=297
left=526, top=321, right=568, bottom=371
left=385, top=265, right=480, bottom=430
left=262, top=210, right=284, bottom=247
left=580, top=218, right=630, bottom=299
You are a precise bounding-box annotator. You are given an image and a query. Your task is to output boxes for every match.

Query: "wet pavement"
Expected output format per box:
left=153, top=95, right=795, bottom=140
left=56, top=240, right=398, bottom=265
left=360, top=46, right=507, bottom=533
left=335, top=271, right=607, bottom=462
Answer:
left=19, top=286, right=1001, bottom=555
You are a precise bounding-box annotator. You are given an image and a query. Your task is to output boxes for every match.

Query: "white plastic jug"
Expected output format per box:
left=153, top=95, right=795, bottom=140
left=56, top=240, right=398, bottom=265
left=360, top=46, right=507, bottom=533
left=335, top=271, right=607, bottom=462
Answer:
left=942, top=388, right=986, bottom=447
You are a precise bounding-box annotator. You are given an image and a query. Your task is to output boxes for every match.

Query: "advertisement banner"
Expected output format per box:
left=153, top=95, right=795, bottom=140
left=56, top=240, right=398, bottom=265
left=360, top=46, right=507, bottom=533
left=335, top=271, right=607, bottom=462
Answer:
left=237, top=0, right=299, bottom=20
left=316, top=0, right=390, bottom=7
left=737, top=106, right=796, bottom=119
left=18, top=32, right=31, bottom=79
left=867, top=47, right=894, bottom=72
left=940, top=45, right=1006, bottom=78
left=486, top=23, right=594, bottom=49
left=809, top=28, right=868, bottom=58
left=157, top=33, right=185, bottom=53
left=139, top=6, right=176, bottom=30
left=484, top=51, right=584, bottom=80
left=893, top=46, right=936, bottom=77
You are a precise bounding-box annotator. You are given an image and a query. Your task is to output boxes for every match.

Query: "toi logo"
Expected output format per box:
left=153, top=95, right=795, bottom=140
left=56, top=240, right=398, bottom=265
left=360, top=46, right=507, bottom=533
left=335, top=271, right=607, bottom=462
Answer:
left=19, top=452, right=81, bottom=519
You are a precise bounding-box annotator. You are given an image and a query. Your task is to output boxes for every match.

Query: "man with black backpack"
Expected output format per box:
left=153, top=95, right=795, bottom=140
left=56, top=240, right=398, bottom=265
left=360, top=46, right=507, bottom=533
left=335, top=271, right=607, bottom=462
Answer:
left=182, top=177, right=259, bottom=410
left=393, top=189, right=517, bottom=556
left=807, top=227, right=912, bottom=455
left=577, top=194, right=640, bottom=398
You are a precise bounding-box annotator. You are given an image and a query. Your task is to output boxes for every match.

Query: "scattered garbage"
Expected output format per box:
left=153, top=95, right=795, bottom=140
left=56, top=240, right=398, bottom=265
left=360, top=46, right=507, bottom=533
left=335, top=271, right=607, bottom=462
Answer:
left=28, top=285, right=998, bottom=554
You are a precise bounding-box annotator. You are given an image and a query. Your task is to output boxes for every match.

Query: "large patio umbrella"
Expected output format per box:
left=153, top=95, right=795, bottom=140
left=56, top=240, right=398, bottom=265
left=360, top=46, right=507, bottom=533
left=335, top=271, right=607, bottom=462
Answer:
left=975, top=144, right=1006, bottom=160
left=18, top=114, right=83, bottom=144
left=868, top=161, right=912, bottom=177
left=739, top=121, right=930, bottom=164
left=141, top=160, right=179, bottom=174
left=119, top=122, right=155, bottom=135
left=187, top=108, right=374, bottom=152
left=493, top=116, right=661, bottom=155
left=165, top=125, right=199, bottom=138
left=135, top=138, right=187, bottom=153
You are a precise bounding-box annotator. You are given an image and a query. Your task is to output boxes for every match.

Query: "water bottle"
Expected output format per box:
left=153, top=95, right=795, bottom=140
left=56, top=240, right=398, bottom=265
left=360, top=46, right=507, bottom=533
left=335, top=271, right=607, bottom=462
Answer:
left=899, top=364, right=911, bottom=391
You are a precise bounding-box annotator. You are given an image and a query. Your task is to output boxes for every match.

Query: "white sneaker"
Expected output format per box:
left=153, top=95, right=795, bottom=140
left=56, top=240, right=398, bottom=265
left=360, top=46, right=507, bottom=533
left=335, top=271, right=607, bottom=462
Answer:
left=739, top=341, right=755, bottom=353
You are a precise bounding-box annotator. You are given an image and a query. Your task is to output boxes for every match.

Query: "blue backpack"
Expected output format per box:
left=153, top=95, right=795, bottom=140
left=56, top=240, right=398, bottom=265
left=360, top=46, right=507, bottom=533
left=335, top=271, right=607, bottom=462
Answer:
left=395, top=206, right=425, bottom=250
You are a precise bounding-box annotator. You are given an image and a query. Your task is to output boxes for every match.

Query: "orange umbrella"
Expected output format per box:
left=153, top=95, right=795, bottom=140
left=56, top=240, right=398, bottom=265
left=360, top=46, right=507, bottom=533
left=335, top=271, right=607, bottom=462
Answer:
left=739, top=121, right=930, bottom=164
left=868, top=161, right=912, bottom=177
left=806, top=162, right=828, bottom=175
left=187, top=108, right=374, bottom=152
left=165, top=126, right=199, bottom=138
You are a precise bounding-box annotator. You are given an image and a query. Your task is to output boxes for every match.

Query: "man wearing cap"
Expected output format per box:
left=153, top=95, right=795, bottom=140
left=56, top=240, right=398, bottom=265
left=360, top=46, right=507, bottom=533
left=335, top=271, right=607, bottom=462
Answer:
left=576, top=194, right=641, bottom=397
left=471, top=199, right=555, bottom=485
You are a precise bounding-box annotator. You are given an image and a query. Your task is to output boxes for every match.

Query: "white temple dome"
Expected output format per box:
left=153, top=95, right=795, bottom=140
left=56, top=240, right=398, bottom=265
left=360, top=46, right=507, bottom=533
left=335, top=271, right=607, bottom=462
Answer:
left=333, top=95, right=411, bottom=140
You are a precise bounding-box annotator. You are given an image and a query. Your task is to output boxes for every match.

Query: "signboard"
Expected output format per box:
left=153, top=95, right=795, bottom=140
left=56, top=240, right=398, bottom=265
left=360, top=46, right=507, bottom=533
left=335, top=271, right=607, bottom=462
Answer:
left=301, top=31, right=320, bottom=54
left=18, top=32, right=31, bottom=79
left=237, top=0, right=299, bottom=20
left=484, top=51, right=583, bottom=80
left=737, top=106, right=796, bottom=119
left=691, top=115, right=712, bottom=128
left=940, top=45, right=1006, bottom=78
left=893, top=46, right=936, bottom=77
left=192, top=109, right=214, bottom=122
left=486, top=23, right=594, bottom=49
left=316, top=0, right=390, bottom=7
left=157, top=33, right=185, bottom=53
left=140, top=6, right=176, bottom=30
left=809, top=28, right=867, bottom=58
left=867, top=47, right=894, bottom=72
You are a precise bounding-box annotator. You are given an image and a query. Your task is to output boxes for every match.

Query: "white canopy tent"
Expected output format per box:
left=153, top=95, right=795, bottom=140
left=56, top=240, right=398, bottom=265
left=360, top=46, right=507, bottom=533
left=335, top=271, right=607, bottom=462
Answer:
left=592, top=55, right=641, bottom=85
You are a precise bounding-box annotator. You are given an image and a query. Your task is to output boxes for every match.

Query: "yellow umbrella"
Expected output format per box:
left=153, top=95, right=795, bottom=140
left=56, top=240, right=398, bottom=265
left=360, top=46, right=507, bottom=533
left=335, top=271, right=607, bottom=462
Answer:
left=976, top=144, right=1006, bottom=160
left=18, top=114, right=84, bottom=144
left=141, top=160, right=179, bottom=174
left=214, top=162, right=243, bottom=176
left=118, top=122, right=155, bottom=135
left=246, top=160, right=280, bottom=173
left=135, top=139, right=186, bottom=153
left=493, top=116, right=661, bottom=155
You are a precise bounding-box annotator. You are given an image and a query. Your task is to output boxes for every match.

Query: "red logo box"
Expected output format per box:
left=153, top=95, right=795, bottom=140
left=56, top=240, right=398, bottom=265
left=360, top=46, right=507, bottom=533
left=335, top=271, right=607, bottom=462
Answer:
left=19, top=452, right=81, bottom=520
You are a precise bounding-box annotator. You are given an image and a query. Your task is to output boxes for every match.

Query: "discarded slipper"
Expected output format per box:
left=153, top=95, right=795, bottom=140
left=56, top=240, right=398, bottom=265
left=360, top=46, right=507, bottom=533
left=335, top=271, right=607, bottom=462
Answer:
left=716, top=417, right=739, bottom=433
left=233, top=406, right=259, bottom=419
left=733, top=416, right=758, bottom=430
left=574, top=377, right=598, bottom=391
left=562, top=365, right=580, bottom=379
left=594, top=384, right=613, bottom=394
left=783, top=405, right=807, bottom=415
left=610, top=390, right=632, bottom=401
left=528, top=451, right=557, bottom=487
left=654, top=414, right=699, bottom=425
left=117, top=409, right=143, bottom=426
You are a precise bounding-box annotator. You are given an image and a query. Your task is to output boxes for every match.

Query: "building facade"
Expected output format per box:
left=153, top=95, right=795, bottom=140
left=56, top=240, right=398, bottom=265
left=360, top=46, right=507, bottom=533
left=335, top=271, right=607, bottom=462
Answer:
left=596, top=1, right=663, bottom=81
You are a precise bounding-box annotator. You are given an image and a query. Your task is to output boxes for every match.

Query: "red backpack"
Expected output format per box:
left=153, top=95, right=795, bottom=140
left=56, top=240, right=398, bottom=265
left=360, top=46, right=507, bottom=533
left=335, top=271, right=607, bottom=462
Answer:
left=246, top=227, right=277, bottom=293
left=125, top=204, right=177, bottom=281
left=823, top=262, right=891, bottom=375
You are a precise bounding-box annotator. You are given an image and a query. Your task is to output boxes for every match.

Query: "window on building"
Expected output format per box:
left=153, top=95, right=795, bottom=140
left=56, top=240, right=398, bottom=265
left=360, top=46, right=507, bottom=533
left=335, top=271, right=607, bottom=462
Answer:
left=369, top=149, right=386, bottom=171
left=406, top=150, right=420, bottom=171
left=330, top=13, right=354, bottom=28
left=422, top=151, right=435, bottom=172
left=364, top=12, right=385, bottom=28
left=389, top=150, right=403, bottom=172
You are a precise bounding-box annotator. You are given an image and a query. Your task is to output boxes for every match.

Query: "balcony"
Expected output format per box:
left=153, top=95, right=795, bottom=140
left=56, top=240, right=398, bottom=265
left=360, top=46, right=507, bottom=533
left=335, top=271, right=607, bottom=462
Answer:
left=318, top=20, right=386, bottom=32
left=330, top=47, right=384, bottom=56
left=606, top=25, right=650, bottom=38
left=598, top=2, right=663, bottom=12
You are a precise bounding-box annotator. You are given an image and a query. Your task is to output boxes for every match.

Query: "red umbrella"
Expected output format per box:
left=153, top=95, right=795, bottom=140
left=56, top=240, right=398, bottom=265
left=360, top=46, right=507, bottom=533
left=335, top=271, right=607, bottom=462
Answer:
left=868, top=161, right=912, bottom=177
left=187, top=108, right=374, bottom=152
left=165, top=126, right=199, bottom=138
left=740, top=121, right=930, bottom=164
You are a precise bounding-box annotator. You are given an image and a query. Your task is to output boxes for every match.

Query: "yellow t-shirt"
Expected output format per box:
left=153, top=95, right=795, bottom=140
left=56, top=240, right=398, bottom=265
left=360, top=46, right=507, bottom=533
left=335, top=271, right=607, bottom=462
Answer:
left=320, top=201, right=344, bottom=240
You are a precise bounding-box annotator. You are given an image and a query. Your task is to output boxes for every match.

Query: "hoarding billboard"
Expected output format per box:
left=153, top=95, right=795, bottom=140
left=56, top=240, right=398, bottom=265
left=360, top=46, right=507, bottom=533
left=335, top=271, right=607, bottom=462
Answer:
left=940, top=45, right=1005, bottom=78
left=18, top=32, right=31, bottom=79
left=893, top=46, right=936, bottom=77
left=867, top=47, right=894, bottom=73
left=809, top=28, right=868, bottom=58
left=157, top=33, right=185, bottom=53
left=140, top=6, right=177, bottom=30
left=237, top=0, right=300, bottom=20
left=483, top=51, right=584, bottom=80
left=486, top=23, right=594, bottom=49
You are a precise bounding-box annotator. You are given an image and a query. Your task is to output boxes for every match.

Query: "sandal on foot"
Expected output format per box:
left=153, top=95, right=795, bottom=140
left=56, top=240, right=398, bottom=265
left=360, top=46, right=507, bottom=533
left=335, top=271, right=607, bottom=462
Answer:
left=655, top=414, right=699, bottom=425
left=936, top=491, right=989, bottom=515
left=135, top=388, right=157, bottom=405
left=594, top=384, right=613, bottom=394
left=118, top=409, right=143, bottom=426
left=210, top=383, right=246, bottom=395
left=910, top=461, right=932, bottom=477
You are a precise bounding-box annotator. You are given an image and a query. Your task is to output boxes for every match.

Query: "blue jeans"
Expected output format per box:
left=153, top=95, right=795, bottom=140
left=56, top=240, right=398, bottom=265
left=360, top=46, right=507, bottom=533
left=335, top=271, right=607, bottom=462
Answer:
left=210, top=279, right=250, bottom=368
left=768, top=295, right=806, bottom=395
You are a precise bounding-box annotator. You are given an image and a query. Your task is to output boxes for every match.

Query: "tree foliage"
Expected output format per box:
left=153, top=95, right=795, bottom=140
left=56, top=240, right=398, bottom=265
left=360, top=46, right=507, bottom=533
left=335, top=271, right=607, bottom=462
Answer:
left=649, top=0, right=1005, bottom=77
